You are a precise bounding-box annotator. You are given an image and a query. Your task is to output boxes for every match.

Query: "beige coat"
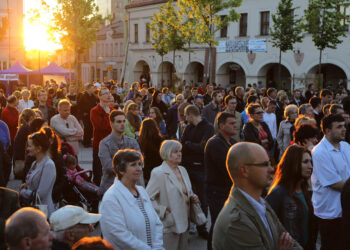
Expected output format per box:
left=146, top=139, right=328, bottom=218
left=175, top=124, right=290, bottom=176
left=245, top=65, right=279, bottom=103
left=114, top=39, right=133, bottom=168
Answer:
left=146, top=161, right=193, bottom=234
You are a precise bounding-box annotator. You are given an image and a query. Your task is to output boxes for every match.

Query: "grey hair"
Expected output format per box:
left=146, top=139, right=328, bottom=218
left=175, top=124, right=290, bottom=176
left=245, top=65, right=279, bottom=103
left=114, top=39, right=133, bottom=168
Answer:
left=284, top=104, right=298, bottom=118
left=160, top=140, right=182, bottom=161
left=298, top=103, right=312, bottom=115
left=112, top=149, right=143, bottom=180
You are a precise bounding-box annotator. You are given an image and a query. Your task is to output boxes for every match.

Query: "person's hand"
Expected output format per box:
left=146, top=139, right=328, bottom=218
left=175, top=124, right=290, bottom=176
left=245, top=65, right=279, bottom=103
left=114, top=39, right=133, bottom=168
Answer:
left=190, top=194, right=200, bottom=203
left=19, top=183, right=27, bottom=191
left=277, top=232, right=294, bottom=250
left=165, top=208, right=171, bottom=215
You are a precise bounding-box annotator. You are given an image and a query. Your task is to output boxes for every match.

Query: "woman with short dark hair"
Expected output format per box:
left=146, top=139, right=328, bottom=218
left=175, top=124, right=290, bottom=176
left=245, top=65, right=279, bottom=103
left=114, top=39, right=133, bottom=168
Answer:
left=266, top=145, right=316, bottom=249
left=99, top=149, right=163, bottom=250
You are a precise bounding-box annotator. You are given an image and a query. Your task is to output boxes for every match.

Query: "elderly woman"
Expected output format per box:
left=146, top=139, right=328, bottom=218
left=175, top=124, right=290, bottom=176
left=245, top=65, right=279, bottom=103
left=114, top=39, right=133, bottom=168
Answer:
left=146, top=140, right=200, bottom=250
left=243, top=103, right=274, bottom=154
left=99, top=149, right=164, bottom=250
left=277, top=104, right=298, bottom=159
left=19, top=130, right=56, bottom=216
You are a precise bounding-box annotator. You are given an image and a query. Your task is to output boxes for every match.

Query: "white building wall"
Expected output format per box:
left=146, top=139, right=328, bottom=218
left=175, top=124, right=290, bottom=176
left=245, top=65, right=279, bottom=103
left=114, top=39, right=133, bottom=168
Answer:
left=125, top=0, right=350, bottom=90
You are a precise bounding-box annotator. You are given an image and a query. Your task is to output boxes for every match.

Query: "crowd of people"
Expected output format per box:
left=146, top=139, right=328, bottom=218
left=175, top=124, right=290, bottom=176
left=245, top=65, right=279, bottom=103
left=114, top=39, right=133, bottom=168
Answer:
left=0, top=78, right=350, bottom=250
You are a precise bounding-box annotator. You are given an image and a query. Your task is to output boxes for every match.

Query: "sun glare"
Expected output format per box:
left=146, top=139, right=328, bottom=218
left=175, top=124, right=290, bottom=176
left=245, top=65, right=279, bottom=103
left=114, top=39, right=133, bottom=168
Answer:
left=24, top=0, right=61, bottom=52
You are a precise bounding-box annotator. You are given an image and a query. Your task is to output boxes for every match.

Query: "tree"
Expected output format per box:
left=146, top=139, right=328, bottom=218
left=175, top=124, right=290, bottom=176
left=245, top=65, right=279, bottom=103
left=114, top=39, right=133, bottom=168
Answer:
left=50, top=0, right=103, bottom=87
left=0, top=16, right=8, bottom=41
left=305, top=0, right=349, bottom=88
left=150, top=0, right=185, bottom=88
left=270, top=0, right=304, bottom=88
left=178, top=0, right=242, bottom=83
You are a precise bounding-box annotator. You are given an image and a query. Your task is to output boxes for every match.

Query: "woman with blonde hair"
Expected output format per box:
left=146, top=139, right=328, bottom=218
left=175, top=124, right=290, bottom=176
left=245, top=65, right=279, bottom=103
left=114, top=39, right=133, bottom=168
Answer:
left=124, top=103, right=141, bottom=139
left=147, top=140, right=200, bottom=250
left=124, top=82, right=140, bottom=101
left=277, top=104, right=298, bottom=159
left=13, top=109, right=36, bottom=179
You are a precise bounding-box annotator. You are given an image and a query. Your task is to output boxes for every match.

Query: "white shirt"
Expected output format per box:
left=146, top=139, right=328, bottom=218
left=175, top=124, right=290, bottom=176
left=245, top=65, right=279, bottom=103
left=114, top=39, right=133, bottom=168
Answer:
left=18, top=99, right=34, bottom=113
left=99, top=179, right=164, bottom=250
left=263, top=112, right=277, bottom=139
left=312, top=137, right=350, bottom=219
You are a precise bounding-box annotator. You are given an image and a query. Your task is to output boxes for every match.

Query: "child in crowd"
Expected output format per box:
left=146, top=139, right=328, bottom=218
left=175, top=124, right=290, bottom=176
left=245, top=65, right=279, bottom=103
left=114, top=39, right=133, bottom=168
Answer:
left=63, top=153, right=99, bottom=194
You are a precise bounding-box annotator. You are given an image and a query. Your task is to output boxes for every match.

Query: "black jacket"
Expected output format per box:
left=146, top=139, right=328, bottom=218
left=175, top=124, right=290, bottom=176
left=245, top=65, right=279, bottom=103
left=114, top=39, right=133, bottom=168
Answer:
left=166, top=103, right=178, bottom=138
left=78, top=92, right=99, bottom=116
left=243, top=121, right=274, bottom=150
left=236, top=97, right=245, bottom=113
left=33, top=103, right=56, bottom=123
left=266, top=185, right=317, bottom=250
left=181, top=118, right=214, bottom=169
left=204, top=133, right=236, bottom=194
left=13, top=125, right=31, bottom=161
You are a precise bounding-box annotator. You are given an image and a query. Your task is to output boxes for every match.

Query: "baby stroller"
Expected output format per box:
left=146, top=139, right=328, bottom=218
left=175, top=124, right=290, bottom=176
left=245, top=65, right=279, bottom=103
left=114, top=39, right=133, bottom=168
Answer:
left=61, top=142, right=99, bottom=212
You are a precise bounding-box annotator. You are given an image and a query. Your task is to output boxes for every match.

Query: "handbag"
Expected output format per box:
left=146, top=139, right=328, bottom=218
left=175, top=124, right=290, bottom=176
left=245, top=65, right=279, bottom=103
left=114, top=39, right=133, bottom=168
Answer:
left=190, top=202, right=207, bottom=226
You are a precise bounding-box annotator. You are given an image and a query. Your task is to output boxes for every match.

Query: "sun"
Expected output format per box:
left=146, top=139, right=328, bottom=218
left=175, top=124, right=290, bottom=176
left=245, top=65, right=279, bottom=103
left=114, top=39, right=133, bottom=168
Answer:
left=23, top=0, right=62, bottom=52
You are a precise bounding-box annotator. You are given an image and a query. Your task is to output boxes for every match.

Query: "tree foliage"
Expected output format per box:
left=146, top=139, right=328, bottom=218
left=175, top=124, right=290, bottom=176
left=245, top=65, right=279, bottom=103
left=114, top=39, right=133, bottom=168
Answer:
left=270, top=0, right=304, bottom=52
left=50, top=0, right=103, bottom=85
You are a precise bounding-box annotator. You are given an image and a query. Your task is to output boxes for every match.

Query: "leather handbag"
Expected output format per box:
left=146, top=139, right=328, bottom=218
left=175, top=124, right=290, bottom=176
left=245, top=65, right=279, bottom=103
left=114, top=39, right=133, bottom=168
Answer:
left=190, top=202, right=207, bottom=226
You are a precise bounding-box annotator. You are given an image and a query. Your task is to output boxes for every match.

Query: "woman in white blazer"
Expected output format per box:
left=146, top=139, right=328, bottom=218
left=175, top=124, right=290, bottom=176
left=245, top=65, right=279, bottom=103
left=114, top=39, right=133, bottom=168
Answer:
left=146, top=140, right=200, bottom=250
left=99, top=149, right=164, bottom=250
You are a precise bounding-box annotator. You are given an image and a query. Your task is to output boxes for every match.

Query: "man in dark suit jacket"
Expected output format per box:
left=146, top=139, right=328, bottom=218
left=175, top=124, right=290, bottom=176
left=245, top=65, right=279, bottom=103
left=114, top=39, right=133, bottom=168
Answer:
left=166, top=94, right=184, bottom=138
left=0, top=187, right=20, bottom=250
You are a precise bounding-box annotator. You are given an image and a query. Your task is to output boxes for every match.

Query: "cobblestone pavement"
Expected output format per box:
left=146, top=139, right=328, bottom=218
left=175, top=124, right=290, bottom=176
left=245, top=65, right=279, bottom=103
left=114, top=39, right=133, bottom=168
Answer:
left=7, top=143, right=207, bottom=250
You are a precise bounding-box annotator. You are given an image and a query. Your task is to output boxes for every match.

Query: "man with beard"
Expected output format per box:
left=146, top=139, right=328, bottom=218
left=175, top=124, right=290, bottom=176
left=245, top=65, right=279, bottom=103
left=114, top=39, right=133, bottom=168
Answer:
left=213, top=142, right=300, bottom=250
left=311, top=114, right=350, bottom=250
left=202, top=90, right=223, bottom=125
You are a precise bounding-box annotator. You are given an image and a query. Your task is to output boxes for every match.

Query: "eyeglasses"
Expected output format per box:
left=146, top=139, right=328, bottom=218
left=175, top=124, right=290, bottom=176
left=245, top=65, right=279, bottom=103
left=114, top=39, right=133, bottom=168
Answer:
left=245, top=161, right=272, bottom=168
left=254, top=111, right=264, bottom=115
left=101, top=92, right=110, bottom=96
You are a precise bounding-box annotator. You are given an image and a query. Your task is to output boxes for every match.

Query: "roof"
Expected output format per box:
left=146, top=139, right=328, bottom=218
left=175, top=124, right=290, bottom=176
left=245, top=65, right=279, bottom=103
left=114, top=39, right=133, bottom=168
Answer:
left=30, top=62, right=70, bottom=75
left=0, top=62, right=31, bottom=74
left=125, top=0, right=168, bottom=9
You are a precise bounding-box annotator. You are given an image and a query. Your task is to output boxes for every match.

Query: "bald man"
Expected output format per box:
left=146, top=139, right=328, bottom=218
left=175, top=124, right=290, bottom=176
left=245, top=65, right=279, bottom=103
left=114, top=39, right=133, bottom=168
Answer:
left=212, top=142, right=302, bottom=250
left=5, top=207, right=54, bottom=250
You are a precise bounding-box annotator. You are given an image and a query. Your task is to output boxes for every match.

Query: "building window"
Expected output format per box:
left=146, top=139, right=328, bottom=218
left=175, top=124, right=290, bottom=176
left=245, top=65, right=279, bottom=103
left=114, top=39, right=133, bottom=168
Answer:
left=220, top=16, right=228, bottom=38
left=146, top=23, right=150, bottom=42
left=134, top=23, right=138, bottom=43
left=338, top=5, right=350, bottom=31
left=260, top=11, right=270, bottom=36
left=239, top=13, right=248, bottom=37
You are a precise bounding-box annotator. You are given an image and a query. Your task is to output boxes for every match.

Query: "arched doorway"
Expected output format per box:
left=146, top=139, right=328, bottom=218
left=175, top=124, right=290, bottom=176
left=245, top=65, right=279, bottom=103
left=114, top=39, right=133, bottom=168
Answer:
left=158, top=61, right=176, bottom=88
left=216, top=62, right=246, bottom=87
left=184, top=62, right=204, bottom=85
left=258, top=63, right=291, bottom=91
left=134, top=60, right=150, bottom=84
left=307, top=64, right=347, bottom=89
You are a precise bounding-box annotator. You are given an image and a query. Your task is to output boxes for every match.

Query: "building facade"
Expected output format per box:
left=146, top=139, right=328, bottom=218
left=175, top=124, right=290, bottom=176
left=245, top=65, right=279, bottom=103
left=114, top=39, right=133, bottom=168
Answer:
left=123, top=0, right=350, bottom=90
left=0, top=0, right=25, bottom=70
left=81, top=0, right=128, bottom=83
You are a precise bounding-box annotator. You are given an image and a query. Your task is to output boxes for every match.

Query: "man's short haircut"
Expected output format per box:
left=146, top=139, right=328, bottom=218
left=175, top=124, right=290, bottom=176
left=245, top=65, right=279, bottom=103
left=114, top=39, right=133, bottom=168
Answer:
left=160, top=140, right=182, bottom=161
left=184, top=105, right=200, bottom=116
left=57, top=99, right=72, bottom=109
left=226, top=142, right=255, bottom=179
left=162, top=87, right=169, bottom=93
left=211, top=90, right=221, bottom=99
left=329, top=104, right=343, bottom=115
left=224, top=95, right=236, bottom=105
left=5, top=208, right=45, bottom=248
left=298, top=103, right=312, bottom=115
left=7, top=95, right=16, bottom=104
left=112, top=149, right=142, bottom=179
left=176, top=94, right=184, bottom=101
left=309, top=96, right=321, bottom=109
left=320, top=89, right=332, bottom=98
left=294, top=124, right=318, bottom=145
left=247, top=95, right=258, bottom=104
left=267, top=88, right=277, bottom=97
left=72, top=237, right=114, bottom=250
left=323, top=104, right=331, bottom=115
left=235, top=86, right=244, bottom=96
left=98, top=87, right=109, bottom=97
left=109, top=110, right=125, bottom=123
left=321, top=114, right=345, bottom=134
left=217, top=112, right=235, bottom=128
